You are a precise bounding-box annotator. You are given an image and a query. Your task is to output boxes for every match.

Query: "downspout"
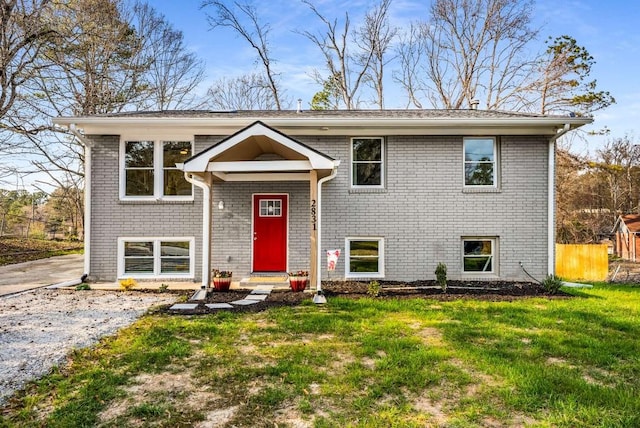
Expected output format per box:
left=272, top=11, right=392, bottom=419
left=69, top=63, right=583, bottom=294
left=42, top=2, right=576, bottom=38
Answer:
left=548, top=123, right=571, bottom=276
left=315, top=163, right=340, bottom=295
left=183, top=172, right=212, bottom=288
left=69, top=124, right=92, bottom=279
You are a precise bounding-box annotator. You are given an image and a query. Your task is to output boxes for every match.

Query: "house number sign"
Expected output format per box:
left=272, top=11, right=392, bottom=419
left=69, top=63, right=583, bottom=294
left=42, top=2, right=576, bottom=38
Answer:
left=311, top=199, right=317, bottom=231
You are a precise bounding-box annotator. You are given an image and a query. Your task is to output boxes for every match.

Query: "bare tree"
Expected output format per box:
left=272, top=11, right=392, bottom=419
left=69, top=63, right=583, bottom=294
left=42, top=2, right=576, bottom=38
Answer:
left=299, top=0, right=373, bottom=109
left=354, top=0, right=397, bottom=109
left=393, top=23, right=426, bottom=108
left=130, top=1, right=206, bottom=111
left=206, top=73, right=277, bottom=110
left=0, top=0, right=57, bottom=184
left=555, top=149, right=612, bottom=243
left=202, top=0, right=284, bottom=110
left=556, top=136, right=640, bottom=244
left=395, top=0, right=539, bottom=110
left=23, top=0, right=148, bottom=118
left=594, top=135, right=640, bottom=215
left=19, top=0, right=205, bottom=121
left=556, top=149, right=588, bottom=243
left=0, top=0, right=56, bottom=124
left=1, top=0, right=148, bottom=191
left=6, top=0, right=207, bottom=187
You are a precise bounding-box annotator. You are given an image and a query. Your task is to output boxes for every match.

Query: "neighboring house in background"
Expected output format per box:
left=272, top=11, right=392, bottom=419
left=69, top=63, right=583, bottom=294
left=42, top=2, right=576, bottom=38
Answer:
left=53, top=110, right=591, bottom=289
left=612, top=214, right=640, bottom=261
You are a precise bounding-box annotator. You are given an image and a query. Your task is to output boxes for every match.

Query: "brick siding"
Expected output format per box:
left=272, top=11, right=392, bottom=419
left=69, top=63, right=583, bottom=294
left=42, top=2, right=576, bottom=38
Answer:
left=87, top=133, right=550, bottom=282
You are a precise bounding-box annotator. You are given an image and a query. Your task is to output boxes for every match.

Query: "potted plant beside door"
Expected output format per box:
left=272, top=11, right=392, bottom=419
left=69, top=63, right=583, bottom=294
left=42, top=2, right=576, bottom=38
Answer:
left=288, top=270, right=309, bottom=292
left=212, top=269, right=233, bottom=291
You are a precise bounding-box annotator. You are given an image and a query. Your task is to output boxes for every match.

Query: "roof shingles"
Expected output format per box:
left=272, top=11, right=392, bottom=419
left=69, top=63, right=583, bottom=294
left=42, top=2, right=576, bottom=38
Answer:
left=80, top=109, right=575, bottom=120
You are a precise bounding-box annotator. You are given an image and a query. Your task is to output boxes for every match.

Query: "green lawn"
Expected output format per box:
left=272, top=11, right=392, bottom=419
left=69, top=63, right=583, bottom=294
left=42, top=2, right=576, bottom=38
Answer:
left=1, top=284, right=639, bottom=427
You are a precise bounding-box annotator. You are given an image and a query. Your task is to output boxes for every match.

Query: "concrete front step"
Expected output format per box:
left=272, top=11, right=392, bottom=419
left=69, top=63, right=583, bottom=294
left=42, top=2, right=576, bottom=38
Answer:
left=238, top=277, right=289, bottom=289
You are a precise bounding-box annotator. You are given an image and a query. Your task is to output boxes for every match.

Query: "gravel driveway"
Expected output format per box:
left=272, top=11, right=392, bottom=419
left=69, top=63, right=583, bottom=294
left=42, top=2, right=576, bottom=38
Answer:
left=0, top=288, right=178, bottom=405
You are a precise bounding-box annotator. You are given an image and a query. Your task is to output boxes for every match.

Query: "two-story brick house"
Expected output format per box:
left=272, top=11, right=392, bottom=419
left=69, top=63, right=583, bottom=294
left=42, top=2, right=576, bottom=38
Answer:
left=53, top=109, right=590, bottom=289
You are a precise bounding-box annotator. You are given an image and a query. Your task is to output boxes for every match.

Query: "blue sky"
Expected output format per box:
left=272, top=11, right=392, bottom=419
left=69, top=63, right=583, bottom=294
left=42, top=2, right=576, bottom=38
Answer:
left=148, top=0, right=640, bottom=155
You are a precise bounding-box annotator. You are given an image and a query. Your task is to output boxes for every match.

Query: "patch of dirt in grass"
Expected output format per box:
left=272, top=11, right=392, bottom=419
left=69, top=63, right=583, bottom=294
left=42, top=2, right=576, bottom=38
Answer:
left=582, top=366, right=616, bottom=388
left=413, top=395, right=448, bottom=425
left=449, top=358, right=502, bottom=389
left=546, top=357, right=576, bottom=369
left=245, top=379, right=265, bottom=397
left=547, top=362, right=614, bottom=389
left=510, top=414, right=541, bottom=427
left=196, top=406, right=240, bottom=428
left=481, top=413, right=541, bottom=428
left=99, top=370, right=219, bottom=424
left=307, top=382, right=321, bottom=395
left=416, top=327, right=445, bottom=347
left=439, top=359, right=543, bottom=428
left=328, top=351, right=357, bottom=372
left=274, top=405, right=312, bottom=428
left=361, top=356, right=377, bottom=369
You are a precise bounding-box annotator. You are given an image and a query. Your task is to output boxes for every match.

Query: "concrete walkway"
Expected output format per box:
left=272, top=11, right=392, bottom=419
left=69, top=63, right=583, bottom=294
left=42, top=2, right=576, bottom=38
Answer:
left=170, top=285, right=275, bottom=311
left=0, top=253, right=84, bottom=296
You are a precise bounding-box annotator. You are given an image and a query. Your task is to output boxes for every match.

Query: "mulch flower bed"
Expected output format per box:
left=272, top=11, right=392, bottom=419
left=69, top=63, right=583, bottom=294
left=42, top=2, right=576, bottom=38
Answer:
left=164, top=280, right=572, bottom=315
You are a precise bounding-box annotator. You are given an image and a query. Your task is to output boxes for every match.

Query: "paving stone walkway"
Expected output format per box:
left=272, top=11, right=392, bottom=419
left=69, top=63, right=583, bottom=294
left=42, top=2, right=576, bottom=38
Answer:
left=169, top=285, right=274, bottom=311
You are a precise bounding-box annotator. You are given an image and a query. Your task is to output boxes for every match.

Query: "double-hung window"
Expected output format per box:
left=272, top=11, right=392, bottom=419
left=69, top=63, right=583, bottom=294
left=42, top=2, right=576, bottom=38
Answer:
left=122, top=140, right=193, bottom=200
left=463, top=137, right=497, bottom=187
left=462, top=238, right=497, bottom=274
left=118, top=237, right=194, bottom=278
left=345, top=237, right=384, bottom=278
left=351, top=137, right=384, bottom=188
left=124, top=141, right=155, bottom=196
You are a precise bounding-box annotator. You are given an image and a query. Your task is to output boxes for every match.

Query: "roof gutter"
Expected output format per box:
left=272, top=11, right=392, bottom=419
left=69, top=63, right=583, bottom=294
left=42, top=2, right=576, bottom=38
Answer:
left=183, top=172, right=212, bottom=288
left=315, top=162, right=340, bottom=301
left=69, top=124, right=92, bottom=279
left=547, top=123, right=571, bottom=276
left=53, top=116, right=593, bottom=137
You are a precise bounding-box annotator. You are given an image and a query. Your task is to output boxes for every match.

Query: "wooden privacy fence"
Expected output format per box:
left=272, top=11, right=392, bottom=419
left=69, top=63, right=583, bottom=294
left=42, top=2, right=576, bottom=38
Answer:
left=555, top=243, right=608, bottom=281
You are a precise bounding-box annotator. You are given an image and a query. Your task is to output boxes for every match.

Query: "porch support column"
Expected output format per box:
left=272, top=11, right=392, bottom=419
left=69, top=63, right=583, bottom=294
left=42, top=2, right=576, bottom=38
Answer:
left=203, top=175, right=213, bottom=288
left=309, top=169, right=319, bottom=290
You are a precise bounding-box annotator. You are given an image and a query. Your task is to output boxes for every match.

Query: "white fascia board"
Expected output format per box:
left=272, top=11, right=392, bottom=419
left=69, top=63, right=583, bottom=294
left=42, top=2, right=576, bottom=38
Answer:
left=53, top=116, right=593, bottom=137
left=307, top=157, right=336, bottom=169
left=208, top=160, right=312, bottom=172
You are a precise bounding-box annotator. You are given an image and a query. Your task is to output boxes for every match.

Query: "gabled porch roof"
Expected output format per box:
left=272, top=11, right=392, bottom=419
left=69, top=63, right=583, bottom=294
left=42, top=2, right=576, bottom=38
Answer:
left=180, top=121, right=338, bottom=181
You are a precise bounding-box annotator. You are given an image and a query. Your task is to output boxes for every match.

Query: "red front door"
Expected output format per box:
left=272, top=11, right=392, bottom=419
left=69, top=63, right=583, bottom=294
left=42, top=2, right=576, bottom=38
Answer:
left=252, top=194, right=288, bottom=272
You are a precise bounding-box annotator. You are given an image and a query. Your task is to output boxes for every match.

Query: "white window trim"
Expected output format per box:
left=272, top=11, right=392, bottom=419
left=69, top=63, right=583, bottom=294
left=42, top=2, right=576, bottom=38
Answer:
left=461, top=237, right=498, bottom=275
left=119, top=139, right=194, bottom=201
left=117, top=237, right=195, bottom=279
left=259, top=199, right=283, bottom=217
left=463, top=137, right=498, bottom=189
left=345, top=237, right=385, bottom=279
left=350, top=137, right=385, bottom=189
